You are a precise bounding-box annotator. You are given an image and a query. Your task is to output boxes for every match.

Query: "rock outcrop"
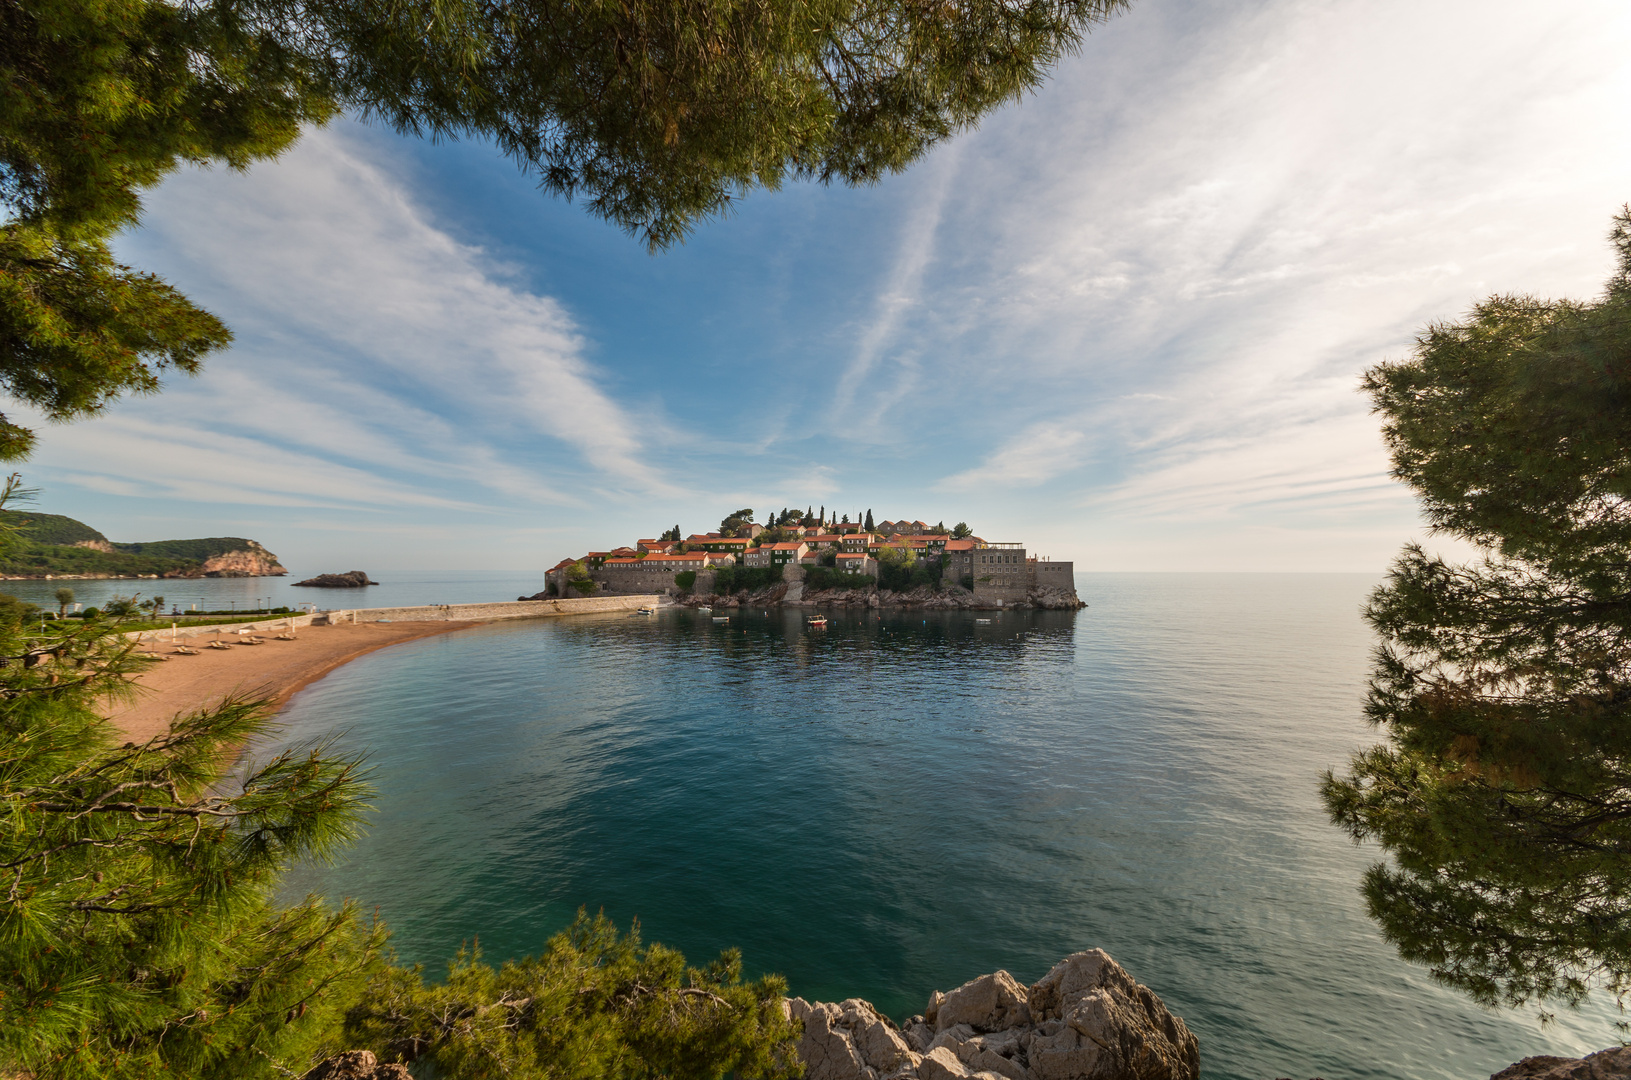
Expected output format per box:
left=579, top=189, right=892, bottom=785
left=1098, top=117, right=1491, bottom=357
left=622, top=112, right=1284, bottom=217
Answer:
left=680, top=585, right=1084, bottom=611
left=198, top=540, right=288, bottom=577
left=293, top=570, right=379, bottom=588
left=300, top=1050, right=411, bottom=1080
left=1489, top=1047, right=1631, bottom=1080
left=789, top=950, right=1198, bottom=1080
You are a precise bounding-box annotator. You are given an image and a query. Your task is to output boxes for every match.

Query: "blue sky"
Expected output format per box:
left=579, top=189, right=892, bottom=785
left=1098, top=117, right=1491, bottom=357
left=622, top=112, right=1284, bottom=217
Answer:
left=17, top=0, right=1631, bottom=573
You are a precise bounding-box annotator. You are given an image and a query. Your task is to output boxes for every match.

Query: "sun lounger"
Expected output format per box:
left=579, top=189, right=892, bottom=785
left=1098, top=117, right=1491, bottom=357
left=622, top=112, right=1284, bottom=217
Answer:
left=207, top=640, right=233, bottom=650
left=274, top=632, right=297, bottom=640
left=172, top=646, right=199, bottom=655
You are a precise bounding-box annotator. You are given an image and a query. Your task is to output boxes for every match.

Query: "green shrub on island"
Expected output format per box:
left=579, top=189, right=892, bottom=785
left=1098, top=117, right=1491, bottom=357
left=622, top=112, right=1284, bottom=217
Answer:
left=802, top=566, right=873, bottom=591
left=674, top=569, right=697, bottom=592
left=875, top=546, right=941, bottom=592
left=710, top=566, right=779, bottom=594
left=564, top=560, right=598, bottom=596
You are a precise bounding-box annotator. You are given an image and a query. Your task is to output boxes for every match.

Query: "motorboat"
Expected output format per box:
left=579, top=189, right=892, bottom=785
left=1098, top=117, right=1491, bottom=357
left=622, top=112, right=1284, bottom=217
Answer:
left=636, top=606, right=656, bottom=615
left=807, top=616, right=828, bottom=628
left=712, top=616, right=730, bottom=623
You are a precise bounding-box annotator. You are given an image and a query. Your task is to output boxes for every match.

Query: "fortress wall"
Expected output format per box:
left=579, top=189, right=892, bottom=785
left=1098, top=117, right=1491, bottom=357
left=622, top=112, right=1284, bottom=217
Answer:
left=972, top=546, right=1030, bottom=602
left=1034, top=561, right=1075, bottom=588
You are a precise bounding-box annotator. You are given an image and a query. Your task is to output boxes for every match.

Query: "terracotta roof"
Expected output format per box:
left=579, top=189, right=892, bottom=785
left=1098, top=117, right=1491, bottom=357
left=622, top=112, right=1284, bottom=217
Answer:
left=836, top=552, right=869, bottom=560
left=642, top=553, right=705, bottom=562
left=765, top=541, right=806, bottom=551
left=603, top=557, right=641, bottom=566
left=944, top=539, right=976, bottom=551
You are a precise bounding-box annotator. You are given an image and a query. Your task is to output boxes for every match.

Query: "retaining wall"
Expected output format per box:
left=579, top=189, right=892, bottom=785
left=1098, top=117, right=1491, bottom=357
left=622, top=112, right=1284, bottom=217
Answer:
left=127, top=595, right=664, bottom=643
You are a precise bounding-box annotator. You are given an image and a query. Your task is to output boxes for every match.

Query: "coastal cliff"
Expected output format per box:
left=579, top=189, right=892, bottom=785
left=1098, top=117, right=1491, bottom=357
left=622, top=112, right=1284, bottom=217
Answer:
left=0, top=511, right=287, bottom=579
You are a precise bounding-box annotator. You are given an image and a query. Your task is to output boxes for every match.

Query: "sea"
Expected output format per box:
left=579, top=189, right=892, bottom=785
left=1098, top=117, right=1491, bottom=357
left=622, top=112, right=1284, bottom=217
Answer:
left=245, top=573, right=1619, bottom=1079
left=0, top=570, right=547, bottom=613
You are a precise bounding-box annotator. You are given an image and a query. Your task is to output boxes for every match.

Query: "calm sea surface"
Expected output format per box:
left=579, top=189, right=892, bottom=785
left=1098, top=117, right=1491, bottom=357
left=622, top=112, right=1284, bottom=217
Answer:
left=267, top=573, right=1621, bottom=1080
left=0, top=570, right=546, bottom=612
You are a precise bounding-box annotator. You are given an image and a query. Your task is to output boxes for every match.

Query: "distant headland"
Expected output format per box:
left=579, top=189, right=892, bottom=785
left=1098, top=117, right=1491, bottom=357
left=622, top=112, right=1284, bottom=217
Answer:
left=530, top=507, right=1082, bottom=610
left=0, top=510, right=287, bottom=580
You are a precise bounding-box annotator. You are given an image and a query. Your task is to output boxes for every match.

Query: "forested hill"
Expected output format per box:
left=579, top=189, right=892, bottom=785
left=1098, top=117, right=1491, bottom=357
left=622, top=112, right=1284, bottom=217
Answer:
left=0, top=512, right=286, bottom=578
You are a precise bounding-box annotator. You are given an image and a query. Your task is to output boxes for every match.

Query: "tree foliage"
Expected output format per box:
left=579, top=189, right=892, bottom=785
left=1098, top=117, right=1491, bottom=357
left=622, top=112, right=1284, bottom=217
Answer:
left=2, top=0, right=1128, bottom=457
left=1323, top=208, right=1631, bottom=1014
left=719, top=509, right=755, bottom=537
left=344, top=910, right=799, bottom=1080
left=0, top=628, right=387, bottom=1078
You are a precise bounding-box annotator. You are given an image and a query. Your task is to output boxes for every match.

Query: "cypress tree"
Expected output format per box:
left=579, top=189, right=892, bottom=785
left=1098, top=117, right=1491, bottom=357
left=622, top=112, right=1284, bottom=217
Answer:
left=864, top=509, right=874, bottom=532
left=1324, top=208, right=1631, bottom=1013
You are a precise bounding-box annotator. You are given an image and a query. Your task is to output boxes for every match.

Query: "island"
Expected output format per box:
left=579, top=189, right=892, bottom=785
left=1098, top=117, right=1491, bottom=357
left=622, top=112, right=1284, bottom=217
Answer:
left=530, top=508, right=1082, bottom=610
left=0, top=511, right=288, bottom=580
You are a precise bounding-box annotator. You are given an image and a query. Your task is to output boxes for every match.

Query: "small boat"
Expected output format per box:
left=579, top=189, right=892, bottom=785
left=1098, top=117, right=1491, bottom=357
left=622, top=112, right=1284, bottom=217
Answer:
left=807, top=616, right=828, bottom=628
left=636, top=606, right=656, bottom=615
left=712, top=616, right=730, bottom=623
left=975, top=618, right=992, bottom=624
left=697, top=606, right=712, bottom=613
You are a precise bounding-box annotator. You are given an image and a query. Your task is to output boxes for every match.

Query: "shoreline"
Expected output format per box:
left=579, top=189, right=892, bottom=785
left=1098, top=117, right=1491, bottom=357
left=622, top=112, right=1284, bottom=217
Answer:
left=104, top=620, right=483, bottom=745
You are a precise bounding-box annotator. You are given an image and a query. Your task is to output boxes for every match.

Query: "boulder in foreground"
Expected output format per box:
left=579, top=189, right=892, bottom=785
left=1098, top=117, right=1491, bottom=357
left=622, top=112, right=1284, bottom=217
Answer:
left=789, top=949, right=1199, bottom=1080
left=300, top=1049, right=410, bottom=1079
left=293, top=570, right=379, bottom=587
left=1489, top=1047, right=1631, bottom=1080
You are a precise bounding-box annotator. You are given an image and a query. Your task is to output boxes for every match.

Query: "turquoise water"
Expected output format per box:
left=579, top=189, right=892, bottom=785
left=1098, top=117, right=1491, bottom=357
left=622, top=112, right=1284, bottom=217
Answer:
left=270, top=574, right=1621, bottom=1079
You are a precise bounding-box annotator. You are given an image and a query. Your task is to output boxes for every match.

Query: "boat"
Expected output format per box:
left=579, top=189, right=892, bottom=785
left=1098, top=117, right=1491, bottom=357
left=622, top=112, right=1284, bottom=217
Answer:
left=712, top=616, right=730, bottom=623
left=975, top=618, right=992, bottom=624
left=807, top=616, right=828, bottom=628
left=697, top=606, right=712, bottom=613
left=636, top=606, right=656, bottom=615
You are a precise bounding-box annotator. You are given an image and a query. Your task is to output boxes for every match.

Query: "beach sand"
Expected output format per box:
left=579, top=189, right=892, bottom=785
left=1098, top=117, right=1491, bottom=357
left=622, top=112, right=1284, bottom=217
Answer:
left=104, top=620, right=484, bottom=743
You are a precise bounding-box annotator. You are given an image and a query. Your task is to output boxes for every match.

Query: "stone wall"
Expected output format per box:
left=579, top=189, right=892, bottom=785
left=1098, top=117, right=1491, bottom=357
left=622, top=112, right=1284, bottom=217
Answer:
left=126, top=596, right=664, bottom=643
left=593, top=566, right=686, bottom=594
left=1033, top=561, right=1074, bottom=591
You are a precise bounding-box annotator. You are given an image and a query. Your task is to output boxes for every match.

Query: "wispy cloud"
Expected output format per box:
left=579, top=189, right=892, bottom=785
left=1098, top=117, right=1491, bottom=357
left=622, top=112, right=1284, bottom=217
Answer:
left=98, top=126, right=666, bottom=498
left=936, top=422, right=1088, bottom=491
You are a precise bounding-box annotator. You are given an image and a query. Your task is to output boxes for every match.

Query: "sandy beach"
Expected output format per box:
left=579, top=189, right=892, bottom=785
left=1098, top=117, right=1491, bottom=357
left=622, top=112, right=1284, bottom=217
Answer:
left=104, top=620, right=484, bottom=743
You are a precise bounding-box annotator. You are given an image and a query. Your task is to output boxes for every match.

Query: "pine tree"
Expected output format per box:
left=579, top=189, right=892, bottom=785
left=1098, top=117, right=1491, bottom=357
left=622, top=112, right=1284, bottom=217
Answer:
left=345, top=911, right=800, bottom=1079
left=0, top=488, right=387, bottom=1080
left=1324, top=208, right=1631, bottom=1014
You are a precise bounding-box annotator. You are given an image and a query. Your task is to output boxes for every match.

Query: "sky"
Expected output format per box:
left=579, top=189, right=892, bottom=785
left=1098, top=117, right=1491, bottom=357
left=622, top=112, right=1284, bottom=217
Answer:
left=17, top=0, right=1631, bottom=573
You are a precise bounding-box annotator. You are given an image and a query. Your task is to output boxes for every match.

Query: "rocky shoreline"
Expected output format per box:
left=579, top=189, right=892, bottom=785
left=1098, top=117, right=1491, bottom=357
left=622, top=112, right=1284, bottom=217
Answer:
left=674, top=583, right=1086, bottom=611
left=297, top=948, right=1622, bottom=1080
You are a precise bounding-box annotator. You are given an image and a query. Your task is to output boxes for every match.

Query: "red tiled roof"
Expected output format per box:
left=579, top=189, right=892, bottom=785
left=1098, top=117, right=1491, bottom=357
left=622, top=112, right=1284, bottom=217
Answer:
left=765, top=541, right=806, bottom=550
left=603, top=557, right=641, bottom=566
